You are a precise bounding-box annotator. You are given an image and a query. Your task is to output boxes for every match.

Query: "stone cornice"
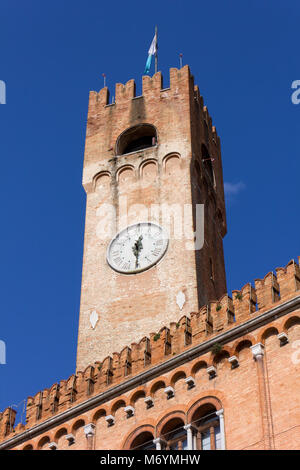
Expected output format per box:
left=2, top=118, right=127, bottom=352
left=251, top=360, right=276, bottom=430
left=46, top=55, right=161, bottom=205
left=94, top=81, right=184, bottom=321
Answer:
left=1, top=294, right=299, bottom=449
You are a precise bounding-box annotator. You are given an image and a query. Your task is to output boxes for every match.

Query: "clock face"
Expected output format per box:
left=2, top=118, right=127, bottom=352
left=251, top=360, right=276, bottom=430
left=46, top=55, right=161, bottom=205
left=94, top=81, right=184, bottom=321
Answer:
left=107, top=222, right=168, bottom=274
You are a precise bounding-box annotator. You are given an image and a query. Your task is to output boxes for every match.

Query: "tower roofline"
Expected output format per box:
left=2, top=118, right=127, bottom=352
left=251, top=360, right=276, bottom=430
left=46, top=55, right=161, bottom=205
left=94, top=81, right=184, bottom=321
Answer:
left=86, top=64, right=220, bottom=144
left=91, top=65, right=193, bottom=106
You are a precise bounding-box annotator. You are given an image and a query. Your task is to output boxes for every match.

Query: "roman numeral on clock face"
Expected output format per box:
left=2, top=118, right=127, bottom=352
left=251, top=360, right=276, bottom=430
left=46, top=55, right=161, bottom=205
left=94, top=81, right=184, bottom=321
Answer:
left=122, top=262, right=130, bottom=270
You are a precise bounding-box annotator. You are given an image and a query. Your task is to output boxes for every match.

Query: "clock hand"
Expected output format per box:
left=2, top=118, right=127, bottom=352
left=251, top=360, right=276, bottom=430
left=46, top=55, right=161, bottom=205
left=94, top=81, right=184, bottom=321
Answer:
left=132, top=235, right=143, bottom=268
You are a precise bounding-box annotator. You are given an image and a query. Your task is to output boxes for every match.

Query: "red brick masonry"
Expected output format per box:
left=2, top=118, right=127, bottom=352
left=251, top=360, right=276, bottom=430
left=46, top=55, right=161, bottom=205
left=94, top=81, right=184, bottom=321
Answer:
left=1, top=257, right=300, bottom=449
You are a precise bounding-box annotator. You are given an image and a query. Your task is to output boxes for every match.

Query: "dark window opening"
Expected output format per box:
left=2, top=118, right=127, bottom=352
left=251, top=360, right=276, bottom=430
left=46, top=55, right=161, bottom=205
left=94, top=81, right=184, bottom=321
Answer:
left=124, top=359, right=132, bottom=377
left=116, top=124, right=157, bottom=156
left=201, top=144, right=214, bottom=185
left=130, top=431, right=155, bottom=450
left=124, top=136, right=154, bottom=154
left=144, top=338, right=151, bottom=366
left=167, top=429, right=188, bottom=450
left=160, top=418, right=187, bottom=450
left=192, top=404, right=222, bottom=450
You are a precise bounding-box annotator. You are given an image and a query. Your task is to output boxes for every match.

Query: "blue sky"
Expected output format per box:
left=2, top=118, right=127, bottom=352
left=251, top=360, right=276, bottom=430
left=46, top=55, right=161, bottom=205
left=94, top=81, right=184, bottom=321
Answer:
left=0, top=0, right=299, bottom=420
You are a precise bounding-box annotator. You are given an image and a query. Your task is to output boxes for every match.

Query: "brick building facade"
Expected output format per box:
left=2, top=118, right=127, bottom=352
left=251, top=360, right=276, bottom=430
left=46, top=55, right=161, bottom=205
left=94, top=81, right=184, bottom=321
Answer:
left=0, top=66, right=299, bottom=450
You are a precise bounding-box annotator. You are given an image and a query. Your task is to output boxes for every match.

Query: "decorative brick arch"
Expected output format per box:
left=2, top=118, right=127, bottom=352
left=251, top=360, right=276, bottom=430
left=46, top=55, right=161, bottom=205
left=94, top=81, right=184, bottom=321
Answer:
left=139, top=159, right=158, bottom=179
left=212, top=348, right=231, bottom=367
left=156, top=408, right=187, bottom=437
left=162, top=152, right=180, bottom=166
left=170, top=363, right=190, bottom=378
left=71, top=418, right=86, bottom=435
left=148, top=376, right=168, bottom=397
left=275, top=312, right=299, bottom=333
left=260, top=326, right=279, bottom=343
left=116, top=165, right=136, bottom=183
left=129, top=388, right=146, bottom=406
left=170, top=370, right=187, bottom=387
left=110, top=398, right=127, bottom=416
left=23, top=443, right=34, bottom=450
left=37, top=435, right=50, bottom=450
left=190, top=359, right=207, bottom=377
left=187, top=394, right=223, bottom=424
left=92, top=407, right=107, bottom=423
left=93, top=170, right=111, bottom=191
left=54, top=427, right=68, bottom=442
left=283, top=315, right=300, bottom=332
left=122, top=423, right=155, bottom=450
left=232, top=334, right=255, bottom=356
left=163, top=153, right=181, bottom=174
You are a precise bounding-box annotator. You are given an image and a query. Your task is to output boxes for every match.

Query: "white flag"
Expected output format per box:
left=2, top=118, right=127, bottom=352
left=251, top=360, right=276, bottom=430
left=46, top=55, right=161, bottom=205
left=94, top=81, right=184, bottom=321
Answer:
left=148, top=34, right=157, bottom=55
left=144, top=30, right=158, bottom=74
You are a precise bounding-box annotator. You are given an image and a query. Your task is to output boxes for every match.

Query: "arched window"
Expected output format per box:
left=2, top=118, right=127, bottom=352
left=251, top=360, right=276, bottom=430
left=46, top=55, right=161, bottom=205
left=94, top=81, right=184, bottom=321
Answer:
left=160, top=417, right=188, bottom=450
left=23, top=444, right=33, bottom=450
left=130, top=431, right=155, bottom=450
left=116, top=124, right=157, bottom=156
left=192, top=404, right=222, bottom=450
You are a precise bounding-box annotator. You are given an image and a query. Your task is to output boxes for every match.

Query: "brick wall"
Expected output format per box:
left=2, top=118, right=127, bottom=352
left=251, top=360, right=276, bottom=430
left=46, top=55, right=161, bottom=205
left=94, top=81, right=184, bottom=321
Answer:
left=1, top=257, right=300, bottom=450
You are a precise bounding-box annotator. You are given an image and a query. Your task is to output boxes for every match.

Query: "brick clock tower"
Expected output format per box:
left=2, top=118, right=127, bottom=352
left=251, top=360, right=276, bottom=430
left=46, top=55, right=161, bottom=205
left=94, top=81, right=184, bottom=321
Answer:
left=2, top=65, right=299, bottom=451
left=76, top=66, right=227, bottom=371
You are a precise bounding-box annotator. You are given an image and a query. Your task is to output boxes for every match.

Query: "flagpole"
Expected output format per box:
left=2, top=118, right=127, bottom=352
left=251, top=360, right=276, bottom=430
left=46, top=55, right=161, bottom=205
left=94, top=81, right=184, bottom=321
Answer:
left=155, top=25, right=158, bottom=73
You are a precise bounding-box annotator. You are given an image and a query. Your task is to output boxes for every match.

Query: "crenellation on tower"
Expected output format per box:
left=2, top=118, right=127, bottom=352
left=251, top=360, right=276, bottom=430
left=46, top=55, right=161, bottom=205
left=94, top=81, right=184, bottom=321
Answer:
left=142, top=71, right=163, bottom=96
left=232, top=283, right=258, bottom=324
left=115, top=79, right=136, bottom=102
left=255, top=272, right=281, bottom=310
